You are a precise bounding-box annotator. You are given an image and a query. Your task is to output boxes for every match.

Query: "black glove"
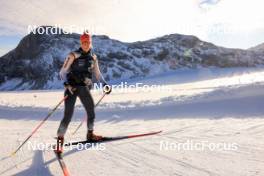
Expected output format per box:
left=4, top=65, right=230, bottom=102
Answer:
left=63, top=82, right=75, bottom=95
left=103, top=83, right=112, bottom=94
left=63, top=82, right=70, bottom=87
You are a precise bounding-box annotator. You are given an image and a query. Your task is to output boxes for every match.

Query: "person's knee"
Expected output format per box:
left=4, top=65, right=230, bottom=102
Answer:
left=62, top=109, right=74, bottom=123
left=61, top=117, right=71, bottom=126
left=88, top=111, right=95, bottom=120
left=89, top=111, right=95, bottom=118
left=64, top=108, right=74, bottom=115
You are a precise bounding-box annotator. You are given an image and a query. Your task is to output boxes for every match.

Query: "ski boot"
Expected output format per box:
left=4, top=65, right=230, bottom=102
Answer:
left=86, top=130, right=103, bottom=141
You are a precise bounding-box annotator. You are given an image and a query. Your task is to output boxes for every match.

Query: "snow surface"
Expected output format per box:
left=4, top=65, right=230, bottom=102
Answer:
left=0, top=68, right=264, bottom=176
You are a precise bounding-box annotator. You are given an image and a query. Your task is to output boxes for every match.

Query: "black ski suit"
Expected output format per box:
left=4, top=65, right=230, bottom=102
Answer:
left=57, top=48, right=105, bottom=136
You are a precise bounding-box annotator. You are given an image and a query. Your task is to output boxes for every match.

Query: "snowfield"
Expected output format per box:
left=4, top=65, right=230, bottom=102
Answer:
left=1, top=68, right=264, bottom=176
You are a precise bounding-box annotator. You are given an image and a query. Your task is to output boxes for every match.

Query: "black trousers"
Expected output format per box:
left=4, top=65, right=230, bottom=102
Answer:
left=57, top=86, right=95, bottom=136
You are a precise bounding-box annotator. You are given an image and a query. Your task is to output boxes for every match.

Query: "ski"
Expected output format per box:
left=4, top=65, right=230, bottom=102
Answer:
left=65, top=130, right=162, bottom=146
left=52, top=145, right=70, bottom=176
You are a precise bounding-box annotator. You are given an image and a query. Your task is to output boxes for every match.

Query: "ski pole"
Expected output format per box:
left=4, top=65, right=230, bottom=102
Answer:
left=11, top=95, right=68, bottom=156
left=72, top=93, right=106, bottom=135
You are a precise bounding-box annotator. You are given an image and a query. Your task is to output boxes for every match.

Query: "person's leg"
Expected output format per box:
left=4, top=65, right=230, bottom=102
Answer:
left=57, top=89, right=77, bottom=137
left=78, top=86, right=95, bottom=131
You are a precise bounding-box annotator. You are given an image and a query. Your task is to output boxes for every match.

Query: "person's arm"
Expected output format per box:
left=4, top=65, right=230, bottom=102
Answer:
left=59, top=53, right=75, bottom=81
left=59, top=53, right=76, bottom=94
left=92, top=54, right=107, bottom=83
left=92, top=54, right=112, bottom=94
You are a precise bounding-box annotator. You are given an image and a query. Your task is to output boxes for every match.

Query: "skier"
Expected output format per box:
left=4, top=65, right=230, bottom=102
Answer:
left=56, top=32, right=111, bottom=153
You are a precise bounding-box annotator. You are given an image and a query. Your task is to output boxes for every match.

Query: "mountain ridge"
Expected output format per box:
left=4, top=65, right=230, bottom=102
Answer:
left=0, top=26, right=263, bottom=90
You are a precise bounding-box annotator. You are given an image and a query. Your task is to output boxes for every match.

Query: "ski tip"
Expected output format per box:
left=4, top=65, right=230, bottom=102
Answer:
left=10, top=152, right=16, bottom=157
left=154, top=130, right=162, bottom=134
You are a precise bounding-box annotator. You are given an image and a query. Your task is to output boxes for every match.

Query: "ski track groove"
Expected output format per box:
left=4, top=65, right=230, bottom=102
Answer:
left=2, top=70, right=264, bottom=175
left=103, top=143, right=169, bottom=175
left=132, top=141, right=219, bottom=176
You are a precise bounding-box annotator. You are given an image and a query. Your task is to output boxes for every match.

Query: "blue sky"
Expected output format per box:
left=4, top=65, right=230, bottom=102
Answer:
left=0, top=0, right=264, bottom=56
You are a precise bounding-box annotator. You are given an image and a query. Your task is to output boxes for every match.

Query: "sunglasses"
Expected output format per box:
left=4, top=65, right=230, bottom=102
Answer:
left=81, top=41, right=91, bottom=44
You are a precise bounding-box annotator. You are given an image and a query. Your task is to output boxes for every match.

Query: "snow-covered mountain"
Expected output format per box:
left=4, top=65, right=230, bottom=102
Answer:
left=250, top=42, right=264, bottom=52
left=0, top=26, right=264, bottom=90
